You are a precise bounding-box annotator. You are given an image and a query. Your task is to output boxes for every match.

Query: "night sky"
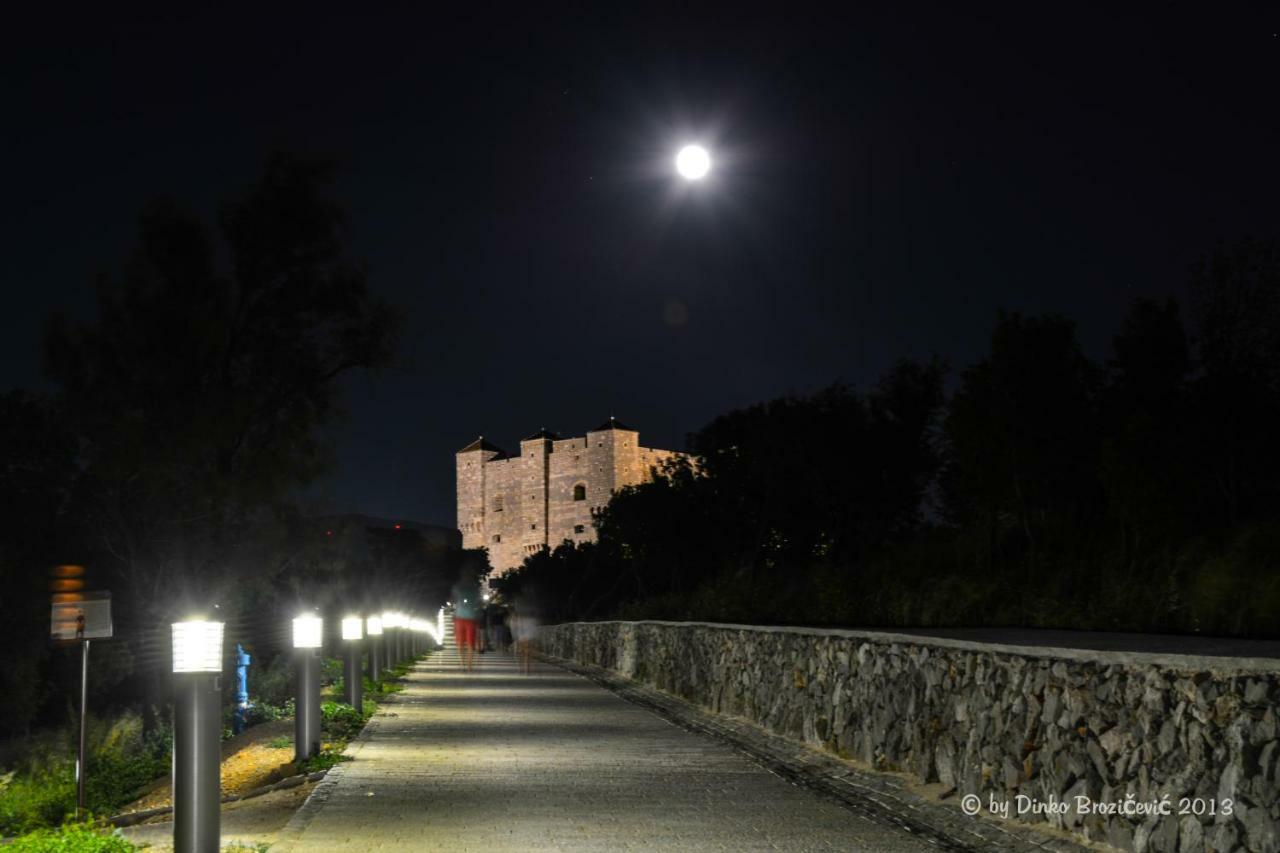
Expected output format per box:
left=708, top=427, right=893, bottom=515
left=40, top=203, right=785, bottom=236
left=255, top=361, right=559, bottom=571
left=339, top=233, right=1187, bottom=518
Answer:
left=4, top=7, right=1277, bottom=527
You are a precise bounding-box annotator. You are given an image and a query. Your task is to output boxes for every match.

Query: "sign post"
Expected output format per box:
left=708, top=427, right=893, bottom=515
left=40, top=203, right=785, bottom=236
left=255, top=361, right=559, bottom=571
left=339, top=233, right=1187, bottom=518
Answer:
left=51, top=589, right=112, bottom=817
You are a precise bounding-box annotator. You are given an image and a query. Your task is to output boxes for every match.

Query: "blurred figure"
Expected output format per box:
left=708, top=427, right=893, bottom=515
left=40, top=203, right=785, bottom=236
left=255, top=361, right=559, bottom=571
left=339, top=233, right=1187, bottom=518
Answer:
left=509, top=602, right=541, bottom=675
left=451, top=577, right=483, bottom=672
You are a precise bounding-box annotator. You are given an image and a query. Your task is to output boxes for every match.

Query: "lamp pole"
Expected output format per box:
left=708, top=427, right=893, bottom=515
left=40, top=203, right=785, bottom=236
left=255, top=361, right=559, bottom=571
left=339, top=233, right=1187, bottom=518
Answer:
left=366, top=616, right=383, bottom=684
left=292, top=615, right=323, bottom=762
left=172, top=620, right=224, bottom=853
left=342, top=617, right=363, bottom=710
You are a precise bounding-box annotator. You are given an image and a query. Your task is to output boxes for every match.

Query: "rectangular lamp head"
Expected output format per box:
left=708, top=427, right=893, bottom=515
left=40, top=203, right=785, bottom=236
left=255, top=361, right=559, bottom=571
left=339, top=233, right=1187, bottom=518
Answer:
left=172, top=620, right=224, bottom=673
left=366, top=616, right=383, bottom=635
left=293, top=615, right=323, bottom=649
left=342, top=616, right=363, bottom=640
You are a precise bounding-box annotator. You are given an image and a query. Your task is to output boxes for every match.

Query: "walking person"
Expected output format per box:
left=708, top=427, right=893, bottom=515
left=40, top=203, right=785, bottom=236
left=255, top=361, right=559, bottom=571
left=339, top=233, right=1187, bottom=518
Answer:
left=510, top=601, right=541, bottom=675
left=451, top=576, right=483, bottom=672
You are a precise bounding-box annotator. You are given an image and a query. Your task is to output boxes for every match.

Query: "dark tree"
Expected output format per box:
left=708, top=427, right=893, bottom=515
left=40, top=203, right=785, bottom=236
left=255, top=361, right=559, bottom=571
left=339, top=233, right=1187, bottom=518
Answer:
left=936, top=312, right=1105, bottom=578
left=0, top=392, right=78, bottom=735
left=1188, top=237, right=1280, bottom=526
left=43, top=154, right=401, bottom=623
left=1100, top=298, right=1193, bottom=567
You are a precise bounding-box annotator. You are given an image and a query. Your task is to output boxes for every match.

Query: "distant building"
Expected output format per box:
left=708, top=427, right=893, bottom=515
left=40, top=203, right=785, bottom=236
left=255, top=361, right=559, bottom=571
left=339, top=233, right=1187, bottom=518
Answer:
left=456, top=419, right=686, bottom=572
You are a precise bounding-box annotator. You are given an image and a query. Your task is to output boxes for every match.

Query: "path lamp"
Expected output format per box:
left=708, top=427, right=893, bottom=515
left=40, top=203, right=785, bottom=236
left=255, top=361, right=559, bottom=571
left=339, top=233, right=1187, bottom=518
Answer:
left=396, top=612, right=409, bottom=661
left=172, top=619, right=224, bottom=853
left=381, top=610, right=397, bottom=669
left=384, top=611, right=404, bottom=666
left=366, top=615, right=383, bottom=682
left=292, top=614, right=323, bottom=762
left=342, top=616, right=363, bottom=711
left=409, top=615, right=420, bottom=657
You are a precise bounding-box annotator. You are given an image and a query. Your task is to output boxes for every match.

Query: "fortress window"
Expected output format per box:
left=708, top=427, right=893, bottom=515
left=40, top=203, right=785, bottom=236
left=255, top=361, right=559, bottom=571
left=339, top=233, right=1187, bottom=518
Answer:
left=530, top=523, right=537, bottom=530
left=573, top=484, right=586, bottom=501
left=574, top=524, right=585, bottom=534
left=492, top=534, right=501, bottom=543
left=493, top=496, right=504, bottom=512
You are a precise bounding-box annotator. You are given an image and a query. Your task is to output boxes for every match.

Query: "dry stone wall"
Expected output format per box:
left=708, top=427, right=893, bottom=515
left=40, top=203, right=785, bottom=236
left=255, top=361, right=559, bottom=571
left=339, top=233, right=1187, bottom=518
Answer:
left=541, top=621, right=1280, bottom=853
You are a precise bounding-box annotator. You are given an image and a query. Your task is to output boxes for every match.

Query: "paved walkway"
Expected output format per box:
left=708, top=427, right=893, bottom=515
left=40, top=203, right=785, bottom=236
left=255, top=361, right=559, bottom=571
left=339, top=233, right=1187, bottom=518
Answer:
left=280, top=650, right=943, bottom=852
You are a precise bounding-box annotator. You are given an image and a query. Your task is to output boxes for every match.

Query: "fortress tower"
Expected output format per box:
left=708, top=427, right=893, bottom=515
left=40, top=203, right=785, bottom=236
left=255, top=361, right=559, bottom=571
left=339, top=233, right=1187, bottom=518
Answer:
left=456, top=419, right=686, bottom=573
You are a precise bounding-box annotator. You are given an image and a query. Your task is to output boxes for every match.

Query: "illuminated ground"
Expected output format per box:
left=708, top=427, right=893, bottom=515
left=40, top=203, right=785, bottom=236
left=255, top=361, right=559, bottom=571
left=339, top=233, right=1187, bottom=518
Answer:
left=275, top=649, right=943, bottom=852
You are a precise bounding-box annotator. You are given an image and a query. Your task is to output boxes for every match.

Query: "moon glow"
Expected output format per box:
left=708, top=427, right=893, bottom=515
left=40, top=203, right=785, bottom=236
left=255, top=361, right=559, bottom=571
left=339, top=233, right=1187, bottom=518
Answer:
left=676, top=145, right=711, bottom=180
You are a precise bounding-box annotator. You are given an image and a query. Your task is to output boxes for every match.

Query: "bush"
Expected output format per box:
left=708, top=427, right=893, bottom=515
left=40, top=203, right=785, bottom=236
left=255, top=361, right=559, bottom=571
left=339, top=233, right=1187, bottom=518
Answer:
left=0, top=713, right=170, bottom=837
left=298, top=751, right=352, bottom=773
left=249, top=654, right=293, bottom=707
left=320, top=702, right=366, bottom=742
left=320, top=657, right=343, bottom=686
left=6, top=822, right=137, bottom=852
left=0, top=765, right=74, bottom=836
left=240, top=701, right=287, bottom=728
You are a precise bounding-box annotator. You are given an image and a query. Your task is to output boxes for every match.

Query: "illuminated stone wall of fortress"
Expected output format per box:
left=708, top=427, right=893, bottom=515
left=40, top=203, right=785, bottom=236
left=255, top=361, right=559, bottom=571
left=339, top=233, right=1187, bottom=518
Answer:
left=456, top=422, right=685, bottom=573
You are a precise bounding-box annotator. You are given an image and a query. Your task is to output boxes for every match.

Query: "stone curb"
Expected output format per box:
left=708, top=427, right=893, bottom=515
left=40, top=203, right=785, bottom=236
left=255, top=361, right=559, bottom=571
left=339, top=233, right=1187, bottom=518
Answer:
left=543, top=652, right=1103, bottom=853
left=103, top=770, right=330, bottom=828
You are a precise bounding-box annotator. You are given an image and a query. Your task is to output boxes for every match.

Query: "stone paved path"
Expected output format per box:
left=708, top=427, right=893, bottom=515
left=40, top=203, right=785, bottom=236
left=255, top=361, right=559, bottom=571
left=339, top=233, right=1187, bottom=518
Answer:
left=279, top=649, right=945, bottom=852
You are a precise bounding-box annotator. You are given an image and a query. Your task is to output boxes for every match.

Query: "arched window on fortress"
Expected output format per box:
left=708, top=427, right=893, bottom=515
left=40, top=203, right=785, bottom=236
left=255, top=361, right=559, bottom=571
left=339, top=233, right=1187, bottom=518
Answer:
left=573, top=483, right=586, bottom=501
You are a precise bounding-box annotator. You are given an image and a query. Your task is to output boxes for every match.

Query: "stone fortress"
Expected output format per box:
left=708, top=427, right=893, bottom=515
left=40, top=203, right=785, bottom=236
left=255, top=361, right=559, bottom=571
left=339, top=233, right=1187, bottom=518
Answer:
left=456, top=419, right=686, bottom=572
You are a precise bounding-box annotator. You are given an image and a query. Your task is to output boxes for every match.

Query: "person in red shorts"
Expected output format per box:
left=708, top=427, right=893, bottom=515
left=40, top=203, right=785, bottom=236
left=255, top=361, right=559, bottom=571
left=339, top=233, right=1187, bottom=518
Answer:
left=451, top=578, right=483, bottom=672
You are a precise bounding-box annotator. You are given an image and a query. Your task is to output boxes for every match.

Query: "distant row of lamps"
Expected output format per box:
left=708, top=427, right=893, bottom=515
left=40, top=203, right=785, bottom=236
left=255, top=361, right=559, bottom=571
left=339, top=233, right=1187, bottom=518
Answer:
left=169, top=609, right=444, bottom=852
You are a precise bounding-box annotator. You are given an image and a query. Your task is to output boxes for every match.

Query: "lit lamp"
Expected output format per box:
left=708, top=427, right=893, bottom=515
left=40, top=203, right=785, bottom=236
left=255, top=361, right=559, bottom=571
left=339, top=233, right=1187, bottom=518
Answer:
left=341, top=616, right=363, bottom=711
left=382, top=610, right=401, bottom=668
left=171, top=619, right=223, bottom=853
left=292, top=614, right=323, bottom=761
left=406, top=614, right=417, bottom=657
left=366, top=615, right=383, bottom=682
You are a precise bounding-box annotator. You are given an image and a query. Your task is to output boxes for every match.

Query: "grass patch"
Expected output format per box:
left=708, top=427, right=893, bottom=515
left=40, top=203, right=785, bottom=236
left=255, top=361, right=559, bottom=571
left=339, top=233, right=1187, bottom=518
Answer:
left=5, top=820, right=138, bottom=851
left=298, top=751, right=352, bottom=773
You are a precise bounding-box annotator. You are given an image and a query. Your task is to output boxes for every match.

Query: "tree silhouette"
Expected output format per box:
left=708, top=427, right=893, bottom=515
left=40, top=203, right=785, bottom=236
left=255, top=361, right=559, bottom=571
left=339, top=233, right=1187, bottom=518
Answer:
left=43, top=153, right=402, bottom=622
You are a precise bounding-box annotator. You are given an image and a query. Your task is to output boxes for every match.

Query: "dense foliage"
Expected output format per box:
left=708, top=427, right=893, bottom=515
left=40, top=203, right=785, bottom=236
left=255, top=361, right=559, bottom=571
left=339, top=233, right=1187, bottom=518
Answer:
left=4, top=822, right=137, bottom=852
left=495, top=238, right=1280, bottom=637
left=0, top=713, right=168, bottom=837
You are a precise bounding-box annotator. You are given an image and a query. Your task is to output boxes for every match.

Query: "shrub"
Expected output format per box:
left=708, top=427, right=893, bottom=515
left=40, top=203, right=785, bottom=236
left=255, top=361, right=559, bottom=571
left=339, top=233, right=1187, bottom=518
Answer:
left=320, top=657, right=343, bottom=686
left=0, top=713, right=170, bottom=837
left=298, top=751, right=352, bottom=773
left=5, top=822, right=137, bottom=852
left=320, top=702, right=365, bottom=742
left=250, top=655, right=293, bottom=707
left=0, top=765, right=74, bottom=836
left=240, top=701, right=287, bottom=727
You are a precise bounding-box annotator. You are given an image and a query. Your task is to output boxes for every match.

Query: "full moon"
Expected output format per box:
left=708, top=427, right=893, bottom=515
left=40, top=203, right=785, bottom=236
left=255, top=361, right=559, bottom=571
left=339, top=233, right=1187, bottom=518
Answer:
left=676, top=145, right=711, bottom=180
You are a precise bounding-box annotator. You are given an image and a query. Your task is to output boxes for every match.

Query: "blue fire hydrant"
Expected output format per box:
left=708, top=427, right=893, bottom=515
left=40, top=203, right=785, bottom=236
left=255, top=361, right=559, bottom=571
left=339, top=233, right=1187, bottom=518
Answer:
left=233, top=643, right=251, bottom=734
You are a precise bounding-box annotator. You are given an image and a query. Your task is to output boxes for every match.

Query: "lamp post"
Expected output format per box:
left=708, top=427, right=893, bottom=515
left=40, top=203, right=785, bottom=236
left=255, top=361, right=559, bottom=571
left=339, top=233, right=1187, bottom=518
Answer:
left=341, top=616, right=363, bottom=711
left=366, top=615, right=382, bottom=683
left=292, top=614, right=323, bottom=762
left=172, top=619, right=224, bottom=853
left=382, top=611, right=400, bottom=670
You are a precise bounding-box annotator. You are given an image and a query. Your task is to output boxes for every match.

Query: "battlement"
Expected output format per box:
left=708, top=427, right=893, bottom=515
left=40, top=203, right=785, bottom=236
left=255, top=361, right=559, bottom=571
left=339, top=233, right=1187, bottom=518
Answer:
left=456, top=420, right=686, bottom=572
